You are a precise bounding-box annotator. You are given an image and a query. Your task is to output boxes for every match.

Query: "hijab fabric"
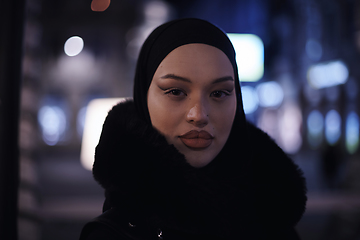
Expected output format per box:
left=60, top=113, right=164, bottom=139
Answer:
left=133, top=18, right=245, bottom=127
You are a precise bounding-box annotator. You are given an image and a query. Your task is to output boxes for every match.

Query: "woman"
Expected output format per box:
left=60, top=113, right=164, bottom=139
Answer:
left=80, top=18, right=307, bottom=240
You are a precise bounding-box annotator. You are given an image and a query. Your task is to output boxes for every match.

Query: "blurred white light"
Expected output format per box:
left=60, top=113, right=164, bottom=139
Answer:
left=306, top=39, right=322, bottom=61
left=308, top=60, right=349, bottom=89
left=81, top=98, right=128, bottom=170
left=38, top=106, right=66, bottom=146
left=307, top=110, right=324, bottom=148
left=241, top=86, right=258, bottom=114
left=346, top=112, right=359, bottom=154
left=256, top=81, right=284, bottom=108
left=228, top=34, right=264, bottom=82
left=325, top=110, right=341, bottom=145
left=64, top=36, right=84, bottom=57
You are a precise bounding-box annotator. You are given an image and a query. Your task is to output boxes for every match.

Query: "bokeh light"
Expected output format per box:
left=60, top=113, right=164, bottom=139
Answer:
left=228, top=34, right=264, bottom=82
left=91, top=0, right=110, bottom=12
left=346, top=112, right=359, bottom=154
left=325, top=110, right=341, bottom=145
left=64, top=36, right=84, bottom=57
left=241, top=86, right=258, bottom=114
left=81, top=98, right=127, bottom=170
left=307, top=110, right=324, bottom=148
left=278, top=104, right=302, bottom=153
left=256, top=81, right=284, bottom=108
left=308, top=60, right=349, bottom=89
left=38, top=106, right=66, bottom=146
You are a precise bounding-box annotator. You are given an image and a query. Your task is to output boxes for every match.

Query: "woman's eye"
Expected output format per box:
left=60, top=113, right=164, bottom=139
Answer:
left=165, top=89, right=186, bottom=97
left=211, top=90, right=230, bottom=98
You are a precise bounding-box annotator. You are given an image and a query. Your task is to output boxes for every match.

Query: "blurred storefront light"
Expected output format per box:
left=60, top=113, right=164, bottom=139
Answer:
left=325, top=110, right=341, bottom=145
left=64, top=36, right=84, bottom=57
left=81, top=98, right=127, bottom=170
left=228, top=34, right=264, bottom=82
left=307, top=60, right=349, bottom=89
left=241, top=86, right=258, bottom=114
left=256, top=81, right=284, bottom=108
left=346, top=112, right=359, bottom=154
left=307, top=110, right=324, bottom=148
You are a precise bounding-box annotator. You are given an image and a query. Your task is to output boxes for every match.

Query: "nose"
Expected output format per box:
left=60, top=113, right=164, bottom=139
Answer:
left=186, top=100, right=209, bottom=128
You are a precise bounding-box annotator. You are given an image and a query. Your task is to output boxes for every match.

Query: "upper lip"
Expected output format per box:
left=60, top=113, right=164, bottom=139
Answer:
left=179, top=130, right=214, bottom=139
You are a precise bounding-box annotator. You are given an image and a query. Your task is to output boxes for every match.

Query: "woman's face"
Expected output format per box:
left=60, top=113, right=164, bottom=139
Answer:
left=147, top=43, right=237, bottom=167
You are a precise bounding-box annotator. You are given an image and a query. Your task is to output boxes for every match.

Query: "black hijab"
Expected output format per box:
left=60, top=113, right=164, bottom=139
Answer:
left=91, top=19, right=306, bottom=239
left=133, top=18, right=245, bottom=128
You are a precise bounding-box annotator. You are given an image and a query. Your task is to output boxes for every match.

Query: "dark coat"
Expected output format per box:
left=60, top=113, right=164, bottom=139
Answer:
left=80, top=100, right=307, bottom=240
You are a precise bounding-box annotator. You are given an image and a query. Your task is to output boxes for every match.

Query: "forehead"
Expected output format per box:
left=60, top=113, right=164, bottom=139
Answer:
left=156, top=43, right=234, bottom=78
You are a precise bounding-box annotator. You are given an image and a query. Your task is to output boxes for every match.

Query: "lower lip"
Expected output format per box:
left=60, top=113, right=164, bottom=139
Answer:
left=179, top=138, right=213, bottom=149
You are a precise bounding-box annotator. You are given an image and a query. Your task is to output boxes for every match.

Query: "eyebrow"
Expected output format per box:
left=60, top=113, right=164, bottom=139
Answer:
left=161, top=74, right=191, bottom=83
left=212, top=76, right=234, bottom=83
left=160, top=74, right=234, bottom=84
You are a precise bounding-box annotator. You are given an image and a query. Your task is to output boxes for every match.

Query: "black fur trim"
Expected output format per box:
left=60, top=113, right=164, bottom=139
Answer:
left=92, top=100, right=307, bottom=238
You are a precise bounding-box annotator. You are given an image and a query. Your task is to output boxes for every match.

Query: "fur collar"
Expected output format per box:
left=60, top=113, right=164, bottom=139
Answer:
left=92, top=100, right=307, bottom=238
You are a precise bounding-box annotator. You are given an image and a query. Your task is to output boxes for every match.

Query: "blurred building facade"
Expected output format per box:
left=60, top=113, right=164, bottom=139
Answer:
left=14, top=0, right=360, bottom=239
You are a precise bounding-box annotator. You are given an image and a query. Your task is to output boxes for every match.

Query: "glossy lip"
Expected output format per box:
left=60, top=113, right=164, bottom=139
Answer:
left=179, top=130, right=214, bottom=149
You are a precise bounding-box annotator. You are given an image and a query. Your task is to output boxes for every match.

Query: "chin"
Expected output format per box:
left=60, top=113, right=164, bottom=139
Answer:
left=185, top=154, right=215, bottom=168
left=172, top=140, right=219, bottom=168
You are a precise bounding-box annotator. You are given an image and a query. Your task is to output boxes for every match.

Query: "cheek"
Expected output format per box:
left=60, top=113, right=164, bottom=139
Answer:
left=148, top=100, right=167, bottom=132
left=148, top=94, right=181, bottom=141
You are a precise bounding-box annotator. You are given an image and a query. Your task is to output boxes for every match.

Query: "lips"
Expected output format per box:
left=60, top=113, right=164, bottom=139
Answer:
left=179, top=130, right=214, bottom=149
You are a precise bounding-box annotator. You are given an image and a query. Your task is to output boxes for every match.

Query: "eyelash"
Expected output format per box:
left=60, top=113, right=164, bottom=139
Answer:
left=210, top=90, right=231, bottom=98
left=165, top=89, right=186, bottom=96
left=164, top=88, right=231, bottom=99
